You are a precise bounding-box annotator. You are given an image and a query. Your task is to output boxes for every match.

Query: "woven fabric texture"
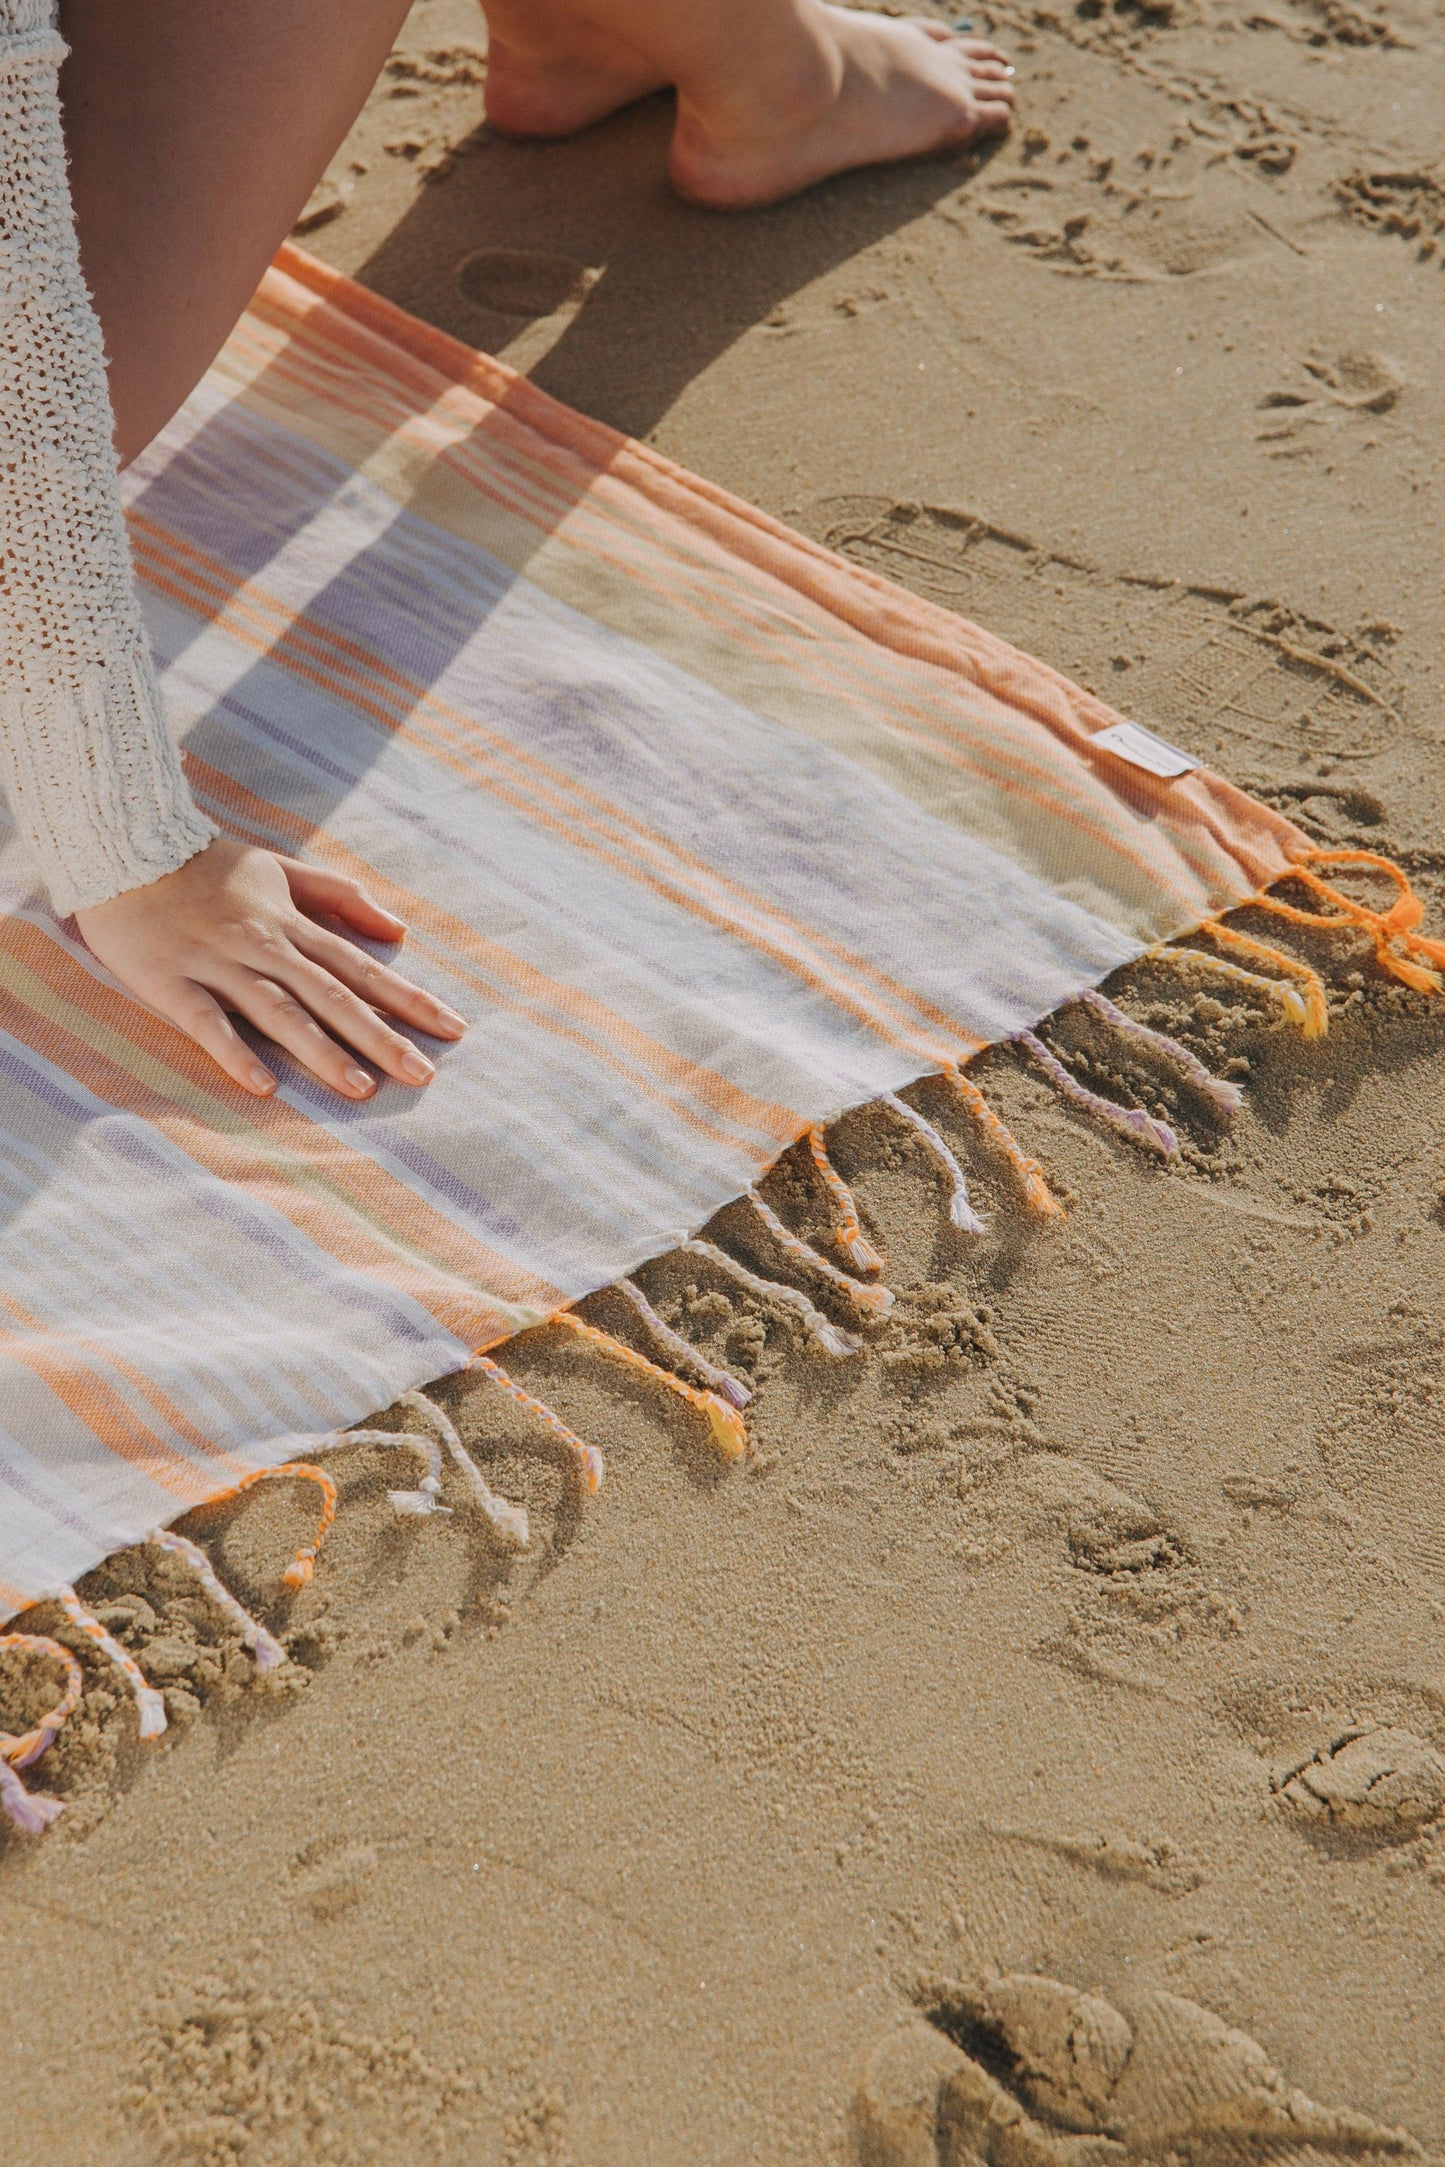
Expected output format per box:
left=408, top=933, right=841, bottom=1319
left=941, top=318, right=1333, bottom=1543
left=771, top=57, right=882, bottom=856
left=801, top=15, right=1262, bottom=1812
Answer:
left=0, top=247, right=1307, bottom=1614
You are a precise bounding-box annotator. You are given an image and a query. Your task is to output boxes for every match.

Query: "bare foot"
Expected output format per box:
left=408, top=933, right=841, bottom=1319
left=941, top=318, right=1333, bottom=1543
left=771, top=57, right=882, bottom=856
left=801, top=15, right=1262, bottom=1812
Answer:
left=484, top=21, right=666, bottom=139
left=669, top=8, right=1016, bottom=211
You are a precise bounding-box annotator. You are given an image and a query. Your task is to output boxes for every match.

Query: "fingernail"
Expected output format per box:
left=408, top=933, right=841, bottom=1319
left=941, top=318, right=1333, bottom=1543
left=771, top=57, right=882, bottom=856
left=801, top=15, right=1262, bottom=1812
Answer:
left=251, top=1071, right=277, bottom=1095
left=436, top=1006, right=467, bottom=1034
left=400, top=1049, right=435, bottom=1083
left=344, top=1066, right=377, bottom=1095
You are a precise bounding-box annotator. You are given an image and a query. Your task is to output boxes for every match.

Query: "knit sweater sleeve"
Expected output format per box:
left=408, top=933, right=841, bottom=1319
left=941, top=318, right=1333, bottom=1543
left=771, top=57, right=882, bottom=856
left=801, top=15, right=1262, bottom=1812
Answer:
left=0, top=0, right=215, bottom=916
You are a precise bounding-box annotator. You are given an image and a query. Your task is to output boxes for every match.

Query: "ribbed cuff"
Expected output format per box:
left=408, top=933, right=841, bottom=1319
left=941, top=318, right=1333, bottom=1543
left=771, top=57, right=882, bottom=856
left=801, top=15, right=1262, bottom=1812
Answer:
left=0, top=641, right=217, bottom=915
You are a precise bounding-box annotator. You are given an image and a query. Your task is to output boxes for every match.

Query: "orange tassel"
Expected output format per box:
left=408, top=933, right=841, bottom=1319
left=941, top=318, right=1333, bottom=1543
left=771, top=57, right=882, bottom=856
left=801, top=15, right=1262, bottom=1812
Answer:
left=1259, top=849, right=1445, bottom=996
left=807, top=1126, right=885, bottom=1273
left=551, top=1311, right=747, bottom=1462
left=199, top=1462, right=338, bottom=1589
left=470, top=1353, right=606, bottom=1492
left=943, top=1064, right=1063, bottom=1217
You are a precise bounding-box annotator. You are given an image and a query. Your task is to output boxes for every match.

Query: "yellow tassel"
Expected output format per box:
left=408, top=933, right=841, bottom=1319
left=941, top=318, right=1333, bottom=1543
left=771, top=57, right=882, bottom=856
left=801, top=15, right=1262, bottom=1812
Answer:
left=1195, top=921, right=1329, bottom=1037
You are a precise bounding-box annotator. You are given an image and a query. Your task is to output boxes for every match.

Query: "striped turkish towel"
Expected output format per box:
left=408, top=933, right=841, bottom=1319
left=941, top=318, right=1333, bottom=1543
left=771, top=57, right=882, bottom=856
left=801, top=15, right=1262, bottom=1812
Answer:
left=0, top=245, right=1309, bottom=1617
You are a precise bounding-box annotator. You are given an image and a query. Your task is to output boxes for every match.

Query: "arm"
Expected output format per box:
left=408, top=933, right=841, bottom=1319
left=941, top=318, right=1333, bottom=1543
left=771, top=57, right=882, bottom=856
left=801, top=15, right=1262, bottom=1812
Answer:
left=0, top=3, right=464, bottom=1095
left=0, top=0, right=215, bottom=914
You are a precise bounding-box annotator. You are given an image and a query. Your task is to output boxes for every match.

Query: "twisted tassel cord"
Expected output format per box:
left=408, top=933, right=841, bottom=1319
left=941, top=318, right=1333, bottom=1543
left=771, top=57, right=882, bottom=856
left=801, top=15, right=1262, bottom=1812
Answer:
left=806, top=1125, right=885, bottom=1273
left=1014, top=1031, right=1180, bottom=1159
left=678, top=1238, right=862, bottom=1356
left=323, top=1423, right=447, bottom=1520
left=745, top=1188, right=894, bottom=1314
left=147, top=1531, right=287, bottom=1672
left=1189, top=922, right=1329, bottom=1036
left=551, top=1311, right=748, bottom=1462
left=613, top=1278, right=752, bottom=1410
left=1076, top=989, right=1244, bottom=1116
left=395, top=1391, right=530, bottom=1548
left=1258, top=848, right=1445, bottom=996
left=0, top=1754, right=63, bottom=1835
left=943, top=1064, right=1063, bottom=1218
left=881, top=1094, right=986, bottom=1234
left=1148, top=944, right=1319, bottom=1029
left=195, top=1464, right=338, bottom=1590
left=470, top=1354, right=606, bottom=1493
left=53, top=1587, right=167, bottom=1738
left=1, top=1632, right=83, bottom=1773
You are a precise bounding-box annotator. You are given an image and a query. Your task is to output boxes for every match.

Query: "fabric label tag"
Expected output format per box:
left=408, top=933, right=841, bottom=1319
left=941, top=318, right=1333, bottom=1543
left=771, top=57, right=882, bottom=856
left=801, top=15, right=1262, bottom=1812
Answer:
left=1089, top=720, right=1199, bottom=779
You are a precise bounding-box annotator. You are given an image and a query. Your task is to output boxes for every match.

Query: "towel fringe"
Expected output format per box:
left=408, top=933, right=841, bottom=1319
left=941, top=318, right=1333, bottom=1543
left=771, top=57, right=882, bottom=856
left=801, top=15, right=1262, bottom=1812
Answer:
left=53, top=1587, right=169, bottom=1738
left=806, top=1125, right=886, bottom=1274
left=146, top=1531, right=288, bottom=1672
left=393, top=1392, right=530, bottom=1547
left=324, top=1423, right=448, bottom=1520
left=1189, top=923, right=1330, bottom=1037
left=881, top=1093, right=987, bottom=1234
left=1014, top=1030, right=1180, bottom=1159
left=195, top=1463, right=338, bottom=1590
left=942, top=1065, right=1064, bottom=1218
left=614, top=1278, right=753, bottom=1410
left=1076, top=989, right=1243, bottom=1116
left=1262, top=848, right=1445, bottom=996
left=679, top=1237, right=862, bottom=1357
left=552, top=1310, right=748, bottom=1462
left=470, top=1353, right=606, bottom=1493
left=1146, top=944, right=1321, bottom=1031
left=0, top=1755, right=64, bottom=1834
left=1, top=1631, right=83, bottom=1774
left=745, top=1187, right=895, bottom=1314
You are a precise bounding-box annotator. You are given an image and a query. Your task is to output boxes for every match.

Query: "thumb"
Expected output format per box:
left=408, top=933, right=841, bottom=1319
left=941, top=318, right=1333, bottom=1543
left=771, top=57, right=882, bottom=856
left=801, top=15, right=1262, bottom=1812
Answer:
left=281, top=857, right=407, bottom=941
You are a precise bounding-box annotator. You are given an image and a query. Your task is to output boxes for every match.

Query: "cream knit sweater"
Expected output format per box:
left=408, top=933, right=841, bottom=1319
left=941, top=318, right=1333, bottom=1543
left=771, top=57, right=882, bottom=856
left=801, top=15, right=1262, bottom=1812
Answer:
left=0, top=0, right=214, bottom=916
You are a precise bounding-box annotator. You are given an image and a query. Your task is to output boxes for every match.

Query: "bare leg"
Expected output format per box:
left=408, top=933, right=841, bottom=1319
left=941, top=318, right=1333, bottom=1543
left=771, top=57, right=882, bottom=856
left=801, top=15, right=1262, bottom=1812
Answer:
left=482, top=0, right=1015, bottom=208
left=58, top=0, right=414, bottom=463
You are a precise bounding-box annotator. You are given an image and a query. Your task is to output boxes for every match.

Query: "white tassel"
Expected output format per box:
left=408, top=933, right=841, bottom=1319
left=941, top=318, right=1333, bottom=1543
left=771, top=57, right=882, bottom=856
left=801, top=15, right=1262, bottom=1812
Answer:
left=881, top=1095, right=986, bottom=1233
left=397, top=1392, right=530, bottom=1550
left=678, top=1239, right=862, bottom=1356
left=148, top=1530, right=287, bottom=1673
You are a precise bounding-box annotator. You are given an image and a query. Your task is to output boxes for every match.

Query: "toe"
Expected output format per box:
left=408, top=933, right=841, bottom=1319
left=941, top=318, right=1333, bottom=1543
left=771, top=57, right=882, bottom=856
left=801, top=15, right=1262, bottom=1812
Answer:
left=961, top=38, right=1011, bottom=60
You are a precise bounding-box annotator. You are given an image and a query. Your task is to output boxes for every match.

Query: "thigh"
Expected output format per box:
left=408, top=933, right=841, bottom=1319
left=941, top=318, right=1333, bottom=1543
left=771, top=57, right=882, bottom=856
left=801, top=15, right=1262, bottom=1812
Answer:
left=58, top=0, right=415, bottom=462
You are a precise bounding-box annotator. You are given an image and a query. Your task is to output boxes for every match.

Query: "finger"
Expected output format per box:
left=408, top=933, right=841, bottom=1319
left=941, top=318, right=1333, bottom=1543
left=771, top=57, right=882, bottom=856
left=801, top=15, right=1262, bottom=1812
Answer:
left=974, top=82, right=1017, bottom=110
left=253, top=958, right=440, bottom=1089
left=292, top=921, right=467, bottom=1041
left=969, top=57, right=1015, bottom=80
left=224, top=973, right=387, bottom=1099
left=279, top=858, right=408, bottom=943
left=960, top=39, right=1011, bottom=61
left=159, top=982, right=278, bottom=1097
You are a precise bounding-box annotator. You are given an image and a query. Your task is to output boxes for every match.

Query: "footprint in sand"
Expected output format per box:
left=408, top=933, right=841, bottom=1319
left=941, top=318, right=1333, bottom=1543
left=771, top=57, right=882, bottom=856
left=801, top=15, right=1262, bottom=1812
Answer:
left=851, top=1975, right=1425, bottom=2166
left=1276, top=1727, right=1445, bottom=1837
left=289, top=1833, right=380, bottom=1919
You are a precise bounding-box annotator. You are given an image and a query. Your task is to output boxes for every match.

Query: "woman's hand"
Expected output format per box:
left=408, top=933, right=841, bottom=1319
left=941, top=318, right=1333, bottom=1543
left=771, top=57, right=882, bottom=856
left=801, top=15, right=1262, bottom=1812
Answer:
left=74, top=837, right=466, bottom=1099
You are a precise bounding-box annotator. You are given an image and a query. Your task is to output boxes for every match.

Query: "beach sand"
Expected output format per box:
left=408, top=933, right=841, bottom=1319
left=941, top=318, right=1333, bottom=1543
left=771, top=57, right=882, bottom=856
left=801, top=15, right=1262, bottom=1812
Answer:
left=4, top=2, right=1445, bottom=2160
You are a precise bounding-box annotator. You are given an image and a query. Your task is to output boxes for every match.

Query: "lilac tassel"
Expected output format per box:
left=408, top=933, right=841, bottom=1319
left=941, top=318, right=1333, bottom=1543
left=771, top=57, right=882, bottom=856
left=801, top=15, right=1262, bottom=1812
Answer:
left=1077, top=989, right=1243, bottom=1116
left=614, top=1278, right=753, bottom=1408
left=1015, top=1030, right=1179, bottom=1158
left=0, top=1756, right=63, bottom=1835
